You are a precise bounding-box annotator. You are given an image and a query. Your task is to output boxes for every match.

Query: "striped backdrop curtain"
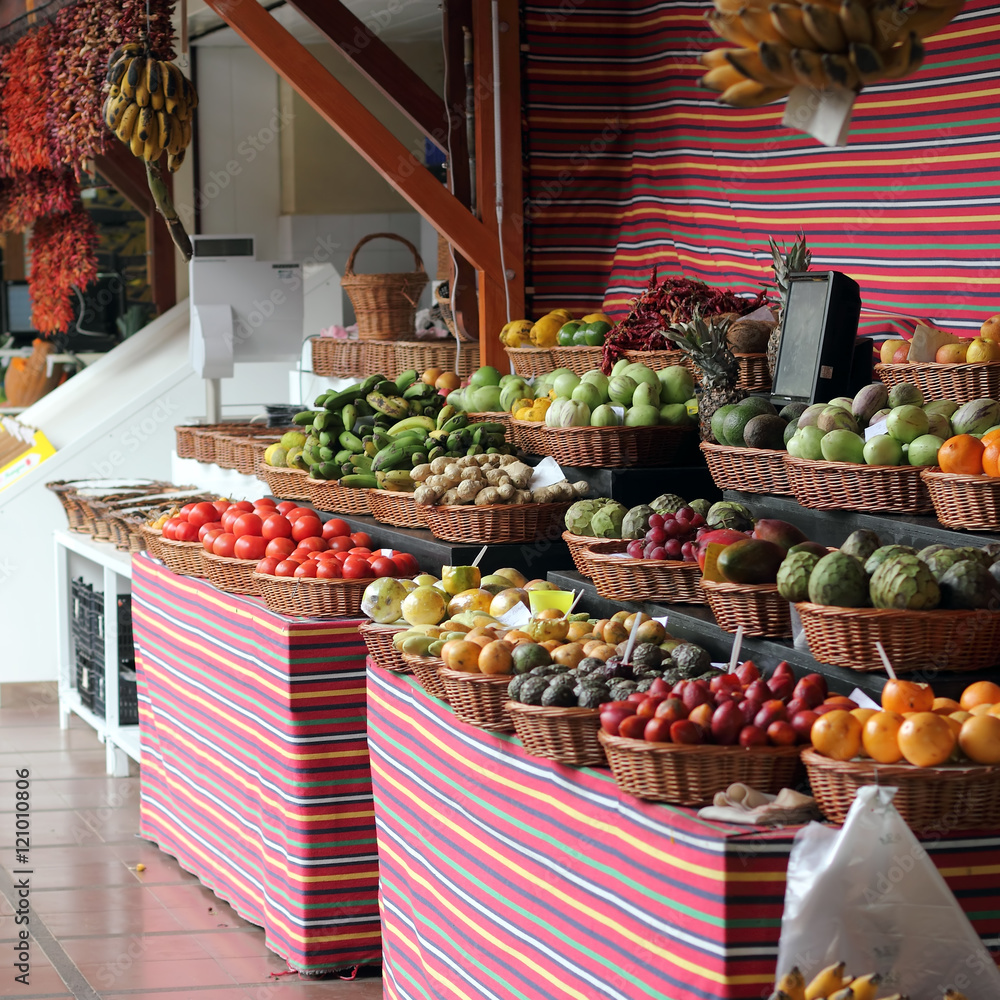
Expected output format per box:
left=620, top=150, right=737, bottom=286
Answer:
left=522, top=0, right=1000, bottom=336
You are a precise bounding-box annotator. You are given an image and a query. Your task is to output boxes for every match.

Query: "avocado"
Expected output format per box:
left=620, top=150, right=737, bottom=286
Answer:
left=743, top=413, right=787, bottom=450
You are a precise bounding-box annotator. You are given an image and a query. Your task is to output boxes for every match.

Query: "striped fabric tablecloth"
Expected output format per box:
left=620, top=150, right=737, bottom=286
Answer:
left=131, top=555, right=381, bottom=973
left=369, top=667, right=1000, bottom=1000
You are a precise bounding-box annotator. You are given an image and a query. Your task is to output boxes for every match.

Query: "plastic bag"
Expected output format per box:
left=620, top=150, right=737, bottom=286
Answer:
left=777, top=785, right=1000, bottom=1000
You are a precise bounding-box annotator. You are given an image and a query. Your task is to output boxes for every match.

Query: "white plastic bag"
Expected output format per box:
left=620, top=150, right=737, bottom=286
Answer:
left=777, top=785, right=1000, bottom=1000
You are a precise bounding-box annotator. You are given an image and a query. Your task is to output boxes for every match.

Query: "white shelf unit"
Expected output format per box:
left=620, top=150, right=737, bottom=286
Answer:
left=54, top=530, right=141, bottom=777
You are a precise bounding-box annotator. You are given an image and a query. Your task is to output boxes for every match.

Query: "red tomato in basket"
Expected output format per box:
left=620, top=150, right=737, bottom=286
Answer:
left=180, top=502, right=198, bottom=514
left=202, top=529, right=225, bottom=552
left=221, top=509, right=240, bottom=532
left=350, top=531, right=372, bottom=548
left=342, top=556, right=371, bottom=579
left=368, top=557, right=397, bottom=578
left=254, top=496, right=277, bottom=508
left=232, top=513, right=263, bottom=537
left=327, top=535, right=353, bottom=553
left=291, top=516, right=323, bottom=541
left=289, top=547, right=314, bottom=563
left=174, top=521, right=200, bottom=543
left=231, top=500, right=254, bottom=513
left=294, top=561, right=318, bottom=578
left=276, top=500, right=297, bottom=515
left=161, top=519, right=178, bottom=540
left=392, top=553, right=419, bottom=576
left=322, top=518, right=351, bottom=539
left=256, top=557, right=279, bottom=575
left=285, top=506, right=314, bottom=522
left=316, top=560, right=343, bottom=579
left=212, top=499, right=230, bottom=516
left=262, top=514, right=293, bottom=540
left=333, top=551, right=351, bottom=564
left=212, top=533, right=238, bottom=558
left=274, top=559, right=298, bottom=577
left=188, top=502, right=220, bottom=529
left=296, top=536, right=327, bottom=552
left=313, top=549, right=340, bottom=561
left=348, top=547, right=372, bottom=558
left=198, top=521, right=223, bottom=541
left=234, top=535, right=267, bottom=561
left=265, top=537, right=295, bottom=560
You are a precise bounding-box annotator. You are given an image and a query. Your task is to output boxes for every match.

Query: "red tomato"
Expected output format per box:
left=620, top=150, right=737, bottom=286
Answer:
left=285, top=506, right=314, bottom=522
left=322, top=518, right=351, bottom=540
left=213, top=499, right=230, bottom=516
left=254, top=497, right=277, bottom=508
left=231, top=500, right=254, bottom=513
left=294, top=561, right=318, bottom=578
left=261, top=514, right=293, bottom=540
left=265, top=537, right=296, bottom=560
left=232, top=513, right=264, bottom=537
left=221, top=509, right=240, bottom=533
left=295, top=536, right=327, bottom=552
left=291, top=516, right=323, bottom=541
left=313, top=549, right=340, bottom=561
left=188, top=501, right=221, bottom=528
left=180, top=502, right=198, bottom=514
left=289, top=547, right=314, bottom=562
left=348, top=547, right=372, bottom=557
left=198, top=520, right=223, bottom=541
left=161, top=519, right=178, bottom=540
left=342, top=555, right=371, bottom=579
left=274, top=559, right=299, bottom=577
left=276, top=500, right=297, bottom=515
left=368, top=556, right=397, bottom=578
left=212, top=532, right=238, bottom=558
left=392, top=553, right=419, bottom=576
left=255, top=557, right=279, bottom=575
left=316, top=560, right=343, bottom=579
left=202, top=528, right=225, bottom=552
left=286, top=553, right=309, bottom=564
left=350, top=532, right=372, bottom=548
left=333, top=551, right=351, bottom=564
left=234, top=535, right=267, bottom=561
left=174, top=521, right=200, bottom=543
left=327, top=535, right=354, bottom=553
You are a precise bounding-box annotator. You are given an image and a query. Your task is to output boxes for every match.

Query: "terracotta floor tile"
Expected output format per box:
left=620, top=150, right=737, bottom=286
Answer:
left=0, top=781, right=74, bottom=811
left=29, top=861, right=141, bottom=889
left=196, top=928, right=279, bottom=959
left=59, top=930, right=212, bottom=965
left=0, top=808, right=101, bottom=848
left=160, top=903, right=260, bottom=932
left=103, top=992, right=256, bottom=1000
left=215, top=947, right=295, bottom=983
left=31, top=884, right=166, bottom=914
left=80, top=955, right=238, bottom=991
left=40, top=904, right=185, bottom=937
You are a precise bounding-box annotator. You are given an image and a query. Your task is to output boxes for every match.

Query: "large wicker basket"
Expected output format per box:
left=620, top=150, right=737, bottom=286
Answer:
left=361, top=341, right=398, bottom=379
left=735, top=353, right=771, bottom=392
left=621, top=349, right=692, bottom=373
left=510, top=420, right=692, bottom=468
left=358, top=622, right=409, bottom=674
left=562, top=530, right=598, bottom=577
left=505, top=347, right=553, bottom=378
left=802, top=748, right=1000, bottom=830
left=875, top=360, right=1000, bottom=402
left=403, top=653, right=448, bottom=700
left=233, top=433, right=282, bottom=477
left=921, top=469, right=1000, bottom=531
left=201, top=551, right=260, bottom=595
left=439, top=669, right=515, bottom=732
left=421, top=502, right=572, bottom=545
left=599, top=733, right=801, bottom=806
left=394, top=340, right=480, bottom=377
left=367, top=490, right=426, bottom=528
left=47, top=479, right=160, bottom=531
left=579, top=540, right=704, bottom=604
left=701, top=580, right=791, bottom=637
left=310, top=337, right=364, bottom=378
left=783, top=455, right=932, bottom=514
left=253, top=573, right=372, bottom=618
left=341, top=233, right=427, bottom=342
left=550, top=346, right=605, bottom=376
left=508, top=703, right=605, bottom=767
left=700, top=441, right=792, bottom=496
left=257, top=465, right=312, bottom=501
left=305, top=478, right=373, bottom=515
left=139, top=525, right=167, bottom=560
left=794, top=602, right=1000, bottom=673
left=156, top=538, right=207, bottom=577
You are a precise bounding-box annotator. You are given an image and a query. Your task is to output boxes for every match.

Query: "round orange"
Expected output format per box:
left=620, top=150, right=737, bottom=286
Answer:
left=984, top=441, right=1000, bottom=478
left=938, top=434, right=985, bottom=475
left=851, top=707, right=879, bottom=729
left=882, top=679, right=934, bottom=714
left=959, top=714, right=1000, bottom=764
left=982, top=428, right=1000, bottom=447
left=535, top=607, right=565, bottom=620
left=961, top=680, right=1000, bottom=711
left=970, top=703, right=995, bottom=717
left=897, top=712, right=957, bottom=767
left=862, top=711, right=904, bottom=764
left=441, top=639, right=482, bottom=673
left=478, top=639, right=513, bottom=675
left=551, top=642, right=585, bottom=668
left=811, top=710, right=863, bottom=761
left=932, top=697, right=962, bottom=715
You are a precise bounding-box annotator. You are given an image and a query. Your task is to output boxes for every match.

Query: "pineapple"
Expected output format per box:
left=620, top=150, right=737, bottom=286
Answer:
left=671, top=307, right=745, bottom=444
left=766, top=232, right=812, bottom=378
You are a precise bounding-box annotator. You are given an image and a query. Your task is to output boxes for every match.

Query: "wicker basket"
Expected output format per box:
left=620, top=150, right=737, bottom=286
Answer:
left=700, top=441, right=793, bottom=496
left=505, top=347, right=554, bottom=378
left=875, top=361, right=1000, bottom=402
left=802, top=747, right=1000, bottom=830
left=467, top=411, right=512, bottom=435
left=509, top=420, right=693, bottom=468
left=550, top=346, right=605, bottom=376
left=394, top=340, right=480, bottom=377
left=201, top=551, right=260, bottom=595
left=257, top=465, right=312, bottom=501
left=175, top=425, right=199, bottom=459
left=562, top=530, right=598, bottom=577
left=157, top=538, right=207, bottom=577
left=403, top=654, right=448, bottom=700
left=311, top=337, right=365, bottom=378
left=579, top=540, right=705, bottom=604
left=700, top=579, right=791, bottom=637
left=366, top=490, right=426, bottom=528
left=422, top=501, right=572, bottom=544
left=233, top=433, right=282, bottom=476
left=921, top=469, right=1000, bottom=531
left=254, top=573, right=372, bottom=618
left=795, top=602, right=1000, bottom=673
left=508, top=703, right=605, bottom=767
left=735, top=353, right=772, bottom=392
left=783, top=455, right=932, bottom=514
left=439, top=669, right=515, bottom=732
left=139, top=525, right=166, bottom=560
left=358, top=622, right=409, bottom=674
left=214, top=427, right=262, bottom=470
left=193, top=425, right=236, bottom=464
left=599, top=732, right=801, bottom=805
left=341, top=233, right=428, bottom=342
left=361, top=341, right=398, bottom=379
left=75, top=489, right=168, bottom=535
left=304, top=478, right=373, bottom=515
left=620, top=349, right=691, bottom=372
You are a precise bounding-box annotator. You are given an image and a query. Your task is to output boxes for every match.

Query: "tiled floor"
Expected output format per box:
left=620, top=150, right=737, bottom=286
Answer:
left=0, top=683, right=382, bottom=999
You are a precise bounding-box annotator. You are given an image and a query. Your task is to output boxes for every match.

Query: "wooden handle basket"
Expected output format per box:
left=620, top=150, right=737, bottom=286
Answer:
left=439, top=669, right=515, bottom=732
left=358, top=622, right=409, bottom=674
left=304, top=478, right=373, bottom=515
left=366, top=490, right=427, bottom=528
left=421, top=501, right=573, bottom=545
left=599, top=732, right=801, bottom=806
left=253, top=573, right=373, bottom=618
left=510, top=419, right=693, bottom=468
left=802, top=747, right=1000, bottom=830
left=921, top=468, right=1000, bottom=531
left=341, top=232, right=428, bottom=342
left=875, top=360, right=1000, bottom=401
left=550, top=346, right=605, bottom=376
left=700, top=579, right=791, bottom=637
left=794, top=601, right=1000, bottom=673
left=201, top=551, right=261, bottom=596
left=735, top=353, right=771, bottom=392
left=504, top=346, right=554, bottom=378
left=310, top=337, right=364, bottom=378
left=507, top=703, right=605, bottom=767
left=578, top=540, right=705, bottom=604
left=257, top=465, right=312, bottom=501
left=700, top=441, right=792, bottom=496
left=402, top=653, right=448, bottom=700
left=783, top=455, right=933, bottom=514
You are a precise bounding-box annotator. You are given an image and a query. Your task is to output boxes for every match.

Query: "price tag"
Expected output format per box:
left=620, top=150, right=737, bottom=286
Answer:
left=610, top=406, right=625, bottom=425
left=864, top=417, right=888, bottom=441
left=685, top=400, right=699, bottom=417
left=497, top=603, right=531, bottom=629
left=380, top=548, right=395, bottom=557
left=528, top=456, right=566, bottom=491
left=850, top=687, right=881, bottom=710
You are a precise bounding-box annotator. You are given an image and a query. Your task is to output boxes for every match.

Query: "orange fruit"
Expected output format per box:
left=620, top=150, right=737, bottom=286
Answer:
left=897, top=712, right=957, bottom=767
left=536, top=607, right=564, bottom=620
left=984, top=442, right=1000, bottom=479
left=442, top=639, right=483, bottom=673
left=882, top=679, right=934, bottom=714
left=970, top=703, right=995, bottom=717
left=811, top=710, right=863, bottom=761
left=959, top=714, right=1000, bottom=764
left=982, top=428, right=1000, bottom=448
left=932, top=697, right=962, bottom=715
left=478, top=639, right=513, bottom=675
left=960, top=680, right=1000, bottom=711
left=862, top=711, right=904, bottom=764
left=851, top=707, right=879, bottom=728
left=551, top=642, right=585, bottom=668
left=938, top=434, right=985, bottom=475
left=950, top=710, right=973, bottom=724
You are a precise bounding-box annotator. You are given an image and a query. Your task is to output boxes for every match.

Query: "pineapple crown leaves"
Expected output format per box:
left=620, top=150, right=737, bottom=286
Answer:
left=768, top=231, right=811, bottom=296
left=669, top=305, right=739, bottom=389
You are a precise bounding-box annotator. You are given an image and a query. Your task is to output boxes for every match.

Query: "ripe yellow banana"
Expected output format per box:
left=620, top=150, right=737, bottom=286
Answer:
left=115, top=102, right=140, bottom=143
left=182, top=75, right=199, bottom=111
left=701, top=63, right=748, bottom=91
left=803, top=1, right=848, bottom=49
left=790, top=46, right=830, bottom=87
left=104, top=92, right=129, bottom=130
left=823, top=51, right=861, bottom=87
left=129, top=125, right=145, bottom=157
left=123, top=56, right=145, bottom=102
left=769, top=991, right=793, bottom=1000
left=805, top=962, right=848, bottom=1000
left=718, top=78, right=790, bottom=105
left=726, top=45, right=795, bottom=85
left=168, top=148, right=186, bottom=173
left=136, top=107, right=156, bottom=144
left=840, top=0, right=874, bottom=42
left=180, top=117, right=192, bottom=150
left=155, top=109, right=172, bottom=150
left=847, top=973, right=882, bottom=1000
left=699, top=47, right=733, bottom=68
left=870, top=0, right=908, bottom=47
left=164, top=113, right=183, bottom=154
left=770, top=4, right=820, bottom=49
left=829, top=989, right=855, bottom=1000
left=106, top=58, right=128, bottom=89
left=849, top=40, right=886, bottom=81
left=760, top=40, right=797, bottom=82
left=775, top=967, right=806, bottom=1000
left=740, top=5, right=786, bottom=42
left=146, top=59, right=164, bottom=111
left=882, top=31, right=924, bottom=76
left=707, top=10, right=758, bottom=46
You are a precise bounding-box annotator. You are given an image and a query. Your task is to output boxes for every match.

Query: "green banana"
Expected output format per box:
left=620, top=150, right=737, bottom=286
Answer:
left=318, top=430, right=335, bottom=448
left=438, top=413, right=469, bottom=434
left=367, top=392, right=410, bottom=419
left=403, top=382, right=439, bottom=400
left=372, top=442, right=426, bottom=473
left=427, top=446, right=444, bottom=461
left=387, top=415, right=436, bottom=436
left=293, top=410, right=317, bottom=425
left=318, top=446, right=335, bottom=462
left=383, top=469, right=415, bottom=485
left=313, top=410, right=334, bottom=431
left=409, top=402, right=424, bottom=416
left=316, top=462, right=340, bottom=480
left=395, top=369, right=420, bottom=391
left=341, top=462, right=355, bottom=479
left=354, top=398, right=373, bottom=418
left=436, top=404, right=456, bottom=429
left=372, top=431, right=393, bottom=451
left=339, top=430, right=365, bottom=453
left=363, top=436, right=378, bottom=458
left=410, top=451, right=428, bottom=468
left=351, top=454, right=373, bottom=472
left=357, top=373, right=387, bottom=395
left=333, top=448, right=354, bottom=465
left=340, top=474, right=378, bottom=489
left=322, top=386, right=361, bottom=411
left=341, top=403, right=357, bottom=434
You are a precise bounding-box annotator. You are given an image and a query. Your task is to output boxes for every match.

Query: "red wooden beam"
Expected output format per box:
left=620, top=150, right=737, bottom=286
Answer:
left=286, top=0, right=450, bottom=151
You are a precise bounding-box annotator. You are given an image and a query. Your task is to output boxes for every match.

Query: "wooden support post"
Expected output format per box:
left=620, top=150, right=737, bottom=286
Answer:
left=2, top=232, right=25, bottom=280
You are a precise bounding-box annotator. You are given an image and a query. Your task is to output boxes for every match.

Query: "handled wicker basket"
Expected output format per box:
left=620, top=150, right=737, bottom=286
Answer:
left=783, top=455, right=932, bottom=514
left=155, top=538, right=207, bottom=577
left=700, top=579, right=791, bottom=637
left=561, top=530, right=598, bottom=577
left=550, top=346, right=605, bottom=376
left=578, top=540, right=705, bottom=604
left=358, top=622, right=409, bottom=674
left=253, top=573, right=373, bottom=618
left=921, top=468, right=1000, bottom=531
left=341, top=233, right=428, bottom=342
left=402, top=653, right=448, bottom=700
left=421, top=501, right=572, bottom=545
left=508, top=703, right=605, bottom=767
left=700, top=441, right=793, bottom=496
left=875, top=360, right=1000, bottom=402
left=599, top=732, right=801, bottom=806
left=439, top=669, right=515, bottom=732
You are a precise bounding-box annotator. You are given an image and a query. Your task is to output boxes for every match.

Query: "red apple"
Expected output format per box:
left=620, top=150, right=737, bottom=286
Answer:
left=688, top=702, right=714, bottom=731
left=790, top=710, right=820, bottom=744
left=767, top=720, right=798, bottom=746
left=754, top=700, right=788, bottom=730
left=745, top=679, right=770, bottom=704
left=792, top=678, right=825, bottom=709
left=644, top=717, right=672, bottom=743
left=711, top=702, right=744, bottom=746
left=670, top=720, right=704, bottom=745
left=654, top=697, right=687, bottom=724
left=735, top=660, right=760, bottom=685
left=739, top=725, right=768, bottom=747
left=618, top=714, right=648, bottom=740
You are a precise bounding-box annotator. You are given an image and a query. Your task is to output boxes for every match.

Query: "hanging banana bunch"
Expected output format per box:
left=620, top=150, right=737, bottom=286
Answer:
left=699, top=0, right=964, bottom=108
left=102, top=42, right=198, bottom=172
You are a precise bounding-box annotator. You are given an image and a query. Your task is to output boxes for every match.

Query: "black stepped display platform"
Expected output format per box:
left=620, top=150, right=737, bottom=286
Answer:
left=558, top=465, right=721, bottom=507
